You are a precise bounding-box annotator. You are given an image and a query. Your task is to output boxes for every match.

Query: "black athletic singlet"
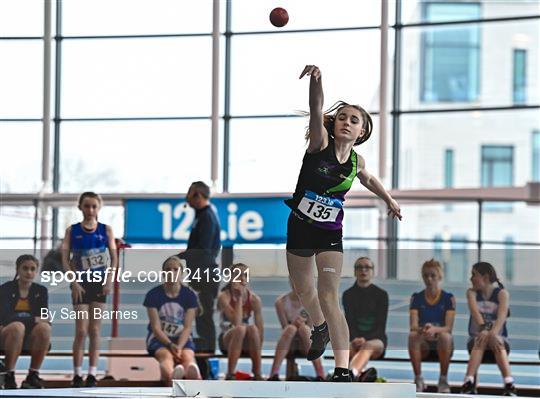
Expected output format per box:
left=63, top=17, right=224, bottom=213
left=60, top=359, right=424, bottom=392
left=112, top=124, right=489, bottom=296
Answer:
left=285, top=137, right=357, bottom=230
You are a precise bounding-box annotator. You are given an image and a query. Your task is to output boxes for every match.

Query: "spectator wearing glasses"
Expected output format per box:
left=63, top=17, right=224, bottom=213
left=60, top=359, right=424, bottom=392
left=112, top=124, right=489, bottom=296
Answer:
left=342, top=257, right=388, bottom=382
left=408, top=259, right=455, bottom=393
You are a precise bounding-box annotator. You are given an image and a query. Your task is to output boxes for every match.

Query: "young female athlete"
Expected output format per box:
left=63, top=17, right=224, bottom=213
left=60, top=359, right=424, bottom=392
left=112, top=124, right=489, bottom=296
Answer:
left=268, top=287, right=325, bottom=381
left=61, top=192, right=117, bottom=387
left=461, top=262, right=516, bottom=396
left=217, top=263, right=264, bottom=380
left=408, top=259, right=455, bottom=393
left=0, top=255, right=51, bottom=389
left=144, top=256, right=201, bottom=385
left=285, top=65, right=402, bottom=382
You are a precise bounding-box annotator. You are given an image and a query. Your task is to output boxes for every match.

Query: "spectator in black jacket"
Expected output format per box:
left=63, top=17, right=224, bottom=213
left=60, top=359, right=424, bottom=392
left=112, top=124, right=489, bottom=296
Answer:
left=342, top=257, right=388, bottom=382
left=178, top=181, right=221, bottom=352
left=0, top=255, right=51, bottom=389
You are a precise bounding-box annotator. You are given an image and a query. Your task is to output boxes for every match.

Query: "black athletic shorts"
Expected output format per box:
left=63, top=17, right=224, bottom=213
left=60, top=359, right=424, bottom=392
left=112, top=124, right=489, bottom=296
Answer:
left=71, top=281, right=107, bottom=305
left=467, top=336, right=510, bottom=363
left=286, top=211, right=343, bottom=257
left=422, top=337, right=454, bottom=362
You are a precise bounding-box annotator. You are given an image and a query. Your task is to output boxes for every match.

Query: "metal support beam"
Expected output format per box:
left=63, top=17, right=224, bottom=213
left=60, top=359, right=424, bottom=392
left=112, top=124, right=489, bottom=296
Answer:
left=222, top=1, right=232, bottom=192
left=40, top=0, right=52, bottom=253
left=210, top=0, right=220, bottom=190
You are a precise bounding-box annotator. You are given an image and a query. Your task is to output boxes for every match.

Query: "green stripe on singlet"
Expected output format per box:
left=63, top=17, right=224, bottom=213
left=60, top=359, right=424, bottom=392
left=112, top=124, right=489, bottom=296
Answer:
left=325, top=151, right=357, bottom=194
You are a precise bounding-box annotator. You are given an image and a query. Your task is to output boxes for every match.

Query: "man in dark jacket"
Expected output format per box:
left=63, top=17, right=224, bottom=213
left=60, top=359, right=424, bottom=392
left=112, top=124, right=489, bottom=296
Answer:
left=178, top=181, right=221, bottom=353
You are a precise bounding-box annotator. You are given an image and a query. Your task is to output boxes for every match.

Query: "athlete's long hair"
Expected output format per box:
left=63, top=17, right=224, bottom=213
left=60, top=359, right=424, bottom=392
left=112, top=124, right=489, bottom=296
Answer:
left=221, top=263, right=248, bottom=292
left=471, top=261, right=510, bottom=317
left=14, top=254, right=39, bottom=281
left=472, top=262, right=504, bottom=289
left=303, top=101, right=373, bottom=146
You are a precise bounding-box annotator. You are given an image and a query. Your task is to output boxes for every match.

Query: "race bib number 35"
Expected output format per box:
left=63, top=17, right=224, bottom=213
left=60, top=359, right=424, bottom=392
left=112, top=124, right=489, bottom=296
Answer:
left=297, top=190, right=342, bottom=223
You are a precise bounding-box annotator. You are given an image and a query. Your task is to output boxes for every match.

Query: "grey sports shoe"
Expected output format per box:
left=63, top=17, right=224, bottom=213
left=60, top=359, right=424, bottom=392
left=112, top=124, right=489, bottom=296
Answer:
left=438, top=375, right=451, bottom=393
left=415, top=375, right=426, bottom=392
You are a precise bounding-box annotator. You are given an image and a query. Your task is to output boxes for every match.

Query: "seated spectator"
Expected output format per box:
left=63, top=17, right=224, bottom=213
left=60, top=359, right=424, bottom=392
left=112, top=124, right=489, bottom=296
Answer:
left=143, top=256, right=201, bottom=386
left=343, top=257, right=388, bottom=383
left=461, top=262, right=516, bottom=396
left=217, top=263, right=263, bottom=380
left=0, top=255, right=51, bottom=389
left=267, top=286, right=325, bottom=381
left=408, top=259, right=455, bottom=393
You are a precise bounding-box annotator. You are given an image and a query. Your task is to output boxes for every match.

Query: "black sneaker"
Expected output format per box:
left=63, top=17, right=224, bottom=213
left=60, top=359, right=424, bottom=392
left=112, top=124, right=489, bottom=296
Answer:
left=85, top=374, right=97, bottom=387
left=307, top=324, right=330, bottom=361
left=267, top=374, right=280, bottom=381
left=71, top=374, right=83, bottom=388
left=331, top=368, right=352, bottom=382
left=225, top=373, right=236, bottom=380
left=4, top=371, right=18, bottom=389
left=461, top=380, right=478, bottom=394
left=503, top=383, right=517, bottom=396
left=21, top=370, right=44, bottom=389
left=356, top=367, right=378, bottom=383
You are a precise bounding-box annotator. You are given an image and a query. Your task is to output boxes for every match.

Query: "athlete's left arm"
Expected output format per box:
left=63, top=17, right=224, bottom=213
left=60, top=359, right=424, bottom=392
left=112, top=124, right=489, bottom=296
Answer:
left=491, top=289, right=510, bottom=336
left=440, top=296, right=456, bottom=334
left=357, top=155, right=402, bottom=220
left=176, top=307, right=197, bottom=350
left=105, top=225, right=118, bottom=293
left=253, top=294, right=264, bottom=345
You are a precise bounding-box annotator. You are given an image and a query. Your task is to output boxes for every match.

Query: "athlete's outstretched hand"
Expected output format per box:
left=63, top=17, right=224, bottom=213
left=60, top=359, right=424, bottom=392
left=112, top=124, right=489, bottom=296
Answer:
left=299, top=65, right=321, bottom=82
left=387, top=198, right=402, bottom=221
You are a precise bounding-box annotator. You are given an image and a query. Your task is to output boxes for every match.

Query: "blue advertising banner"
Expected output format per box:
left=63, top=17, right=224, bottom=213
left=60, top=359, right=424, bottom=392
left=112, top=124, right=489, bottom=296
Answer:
left=125, top=197, right=290, bottom=245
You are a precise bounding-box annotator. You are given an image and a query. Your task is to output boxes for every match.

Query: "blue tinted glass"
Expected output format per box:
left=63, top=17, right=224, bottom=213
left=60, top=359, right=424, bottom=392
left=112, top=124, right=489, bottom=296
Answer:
left=481, top=145, right=514, bottom=211
left=513, top=49, right=527, bottom=104
left=425, top=3, right=481, bottom=22
left=444, top=149, right=454, bottom=187
left=421, top=3, right=481, bottom=102
left=532, top=131, right=540, bottom=181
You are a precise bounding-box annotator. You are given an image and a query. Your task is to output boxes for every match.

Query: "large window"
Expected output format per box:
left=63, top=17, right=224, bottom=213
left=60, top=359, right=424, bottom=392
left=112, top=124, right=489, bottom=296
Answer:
left=62, top=38, right=213, bottom=118
left=59, top=121, right=211, bottom=193
left=481, top=145, right=513, bottom=187
left=481, top=145, right=513, bottom=211
left=399, top=110, right=537, bottom=190
left=420, top=2, right=481, bottom=102
left=513, top=49, right=527, bottom=104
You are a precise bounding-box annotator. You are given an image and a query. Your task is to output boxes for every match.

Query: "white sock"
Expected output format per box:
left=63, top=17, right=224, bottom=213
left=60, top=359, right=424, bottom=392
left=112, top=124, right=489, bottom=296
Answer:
left=504, top=376, right=514, bottom=384
left=74, top=367, right=82, bottom=377
left=88, top=366, right=97, bottom=376
left=464, top=375, right=474, bottom=383
left=351, top=368, right=359, bottom=377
